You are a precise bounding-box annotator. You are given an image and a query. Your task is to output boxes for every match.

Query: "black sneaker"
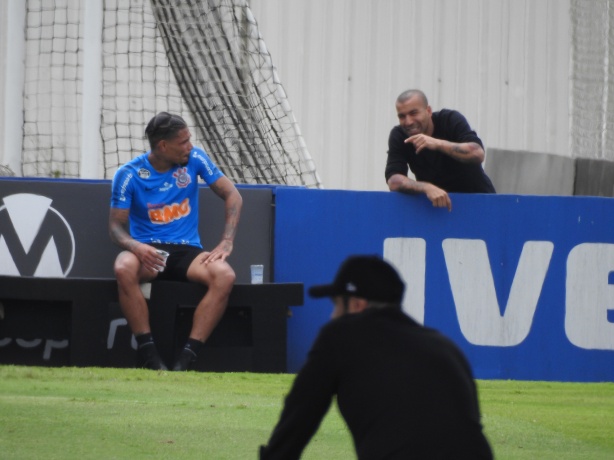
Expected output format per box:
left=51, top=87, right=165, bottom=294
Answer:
left=172, top=347, right=197, bottom=371
left=137, top=342, right=168, bottom=370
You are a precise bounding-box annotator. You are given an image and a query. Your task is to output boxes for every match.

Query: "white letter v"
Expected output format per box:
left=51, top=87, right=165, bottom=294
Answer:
left=443, top=239, right=553, bottom=346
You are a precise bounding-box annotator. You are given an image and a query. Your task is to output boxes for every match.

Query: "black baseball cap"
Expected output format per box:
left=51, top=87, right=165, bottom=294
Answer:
left=308, top=255, right=405, bottom=303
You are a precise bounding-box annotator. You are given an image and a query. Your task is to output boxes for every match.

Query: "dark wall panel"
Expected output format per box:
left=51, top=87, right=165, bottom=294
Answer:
left=0, top=178, right=273, bottom=283
left=574, top=158, right=614, bottom=197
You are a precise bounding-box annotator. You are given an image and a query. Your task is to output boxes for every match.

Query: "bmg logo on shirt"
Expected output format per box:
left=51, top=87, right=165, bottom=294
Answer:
left=0, top=193, right=75, bottom=277
left=148, top=198, right=191, bottom=224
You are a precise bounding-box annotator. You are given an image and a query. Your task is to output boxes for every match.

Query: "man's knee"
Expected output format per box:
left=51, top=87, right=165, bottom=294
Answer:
left=206, top=263, right=236, bottom=291
left=114, top=252, right=140, bottom=281
left=187, top=260, right=235, bottom=289
left=216, top=263, right=236, bottom=286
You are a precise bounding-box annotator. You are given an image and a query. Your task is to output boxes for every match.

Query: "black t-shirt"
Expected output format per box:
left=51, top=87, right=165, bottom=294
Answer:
left=385, top=109, right=496, bottom=193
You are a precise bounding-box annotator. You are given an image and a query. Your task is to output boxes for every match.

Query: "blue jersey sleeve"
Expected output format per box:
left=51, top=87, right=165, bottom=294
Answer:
left=191, top=147, right=224, bottom=184
left=110, top=165, right=135, bottom=209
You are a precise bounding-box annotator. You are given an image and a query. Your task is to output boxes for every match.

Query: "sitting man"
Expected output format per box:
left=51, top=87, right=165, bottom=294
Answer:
left=109, top=112, right=242, bottom=371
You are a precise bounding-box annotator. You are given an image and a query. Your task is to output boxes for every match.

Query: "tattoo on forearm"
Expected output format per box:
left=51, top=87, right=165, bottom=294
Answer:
left=223, top=219, right=238, bottom=240
left=126, top=240, right=140, bottom=251
left=227, top=205, right=238, bottom=218
left=110, top=221, right=135, bottom=251
left=109, top=225, right=124, bottom=245
left=452, top=145, right=469, bottom=155
left=222, top=202, right=240, bottom=240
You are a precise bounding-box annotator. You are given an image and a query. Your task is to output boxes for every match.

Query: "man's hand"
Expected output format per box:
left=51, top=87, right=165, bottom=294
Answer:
left=387, top=174, right=452, bottom=211
left=405, top=134, right=441, bottom=153
left=200, top=238, right=233, bottom=265
left=423, top=183, right=452, bottom=211
left=131, top=242, right=168, bottom=273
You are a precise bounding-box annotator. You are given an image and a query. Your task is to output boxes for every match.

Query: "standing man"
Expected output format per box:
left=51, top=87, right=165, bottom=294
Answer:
left=260, top=255, right=493, bottom=459
left=109, top=112, right=242, bottom=371
left=386, top=89, right=496, bottom=211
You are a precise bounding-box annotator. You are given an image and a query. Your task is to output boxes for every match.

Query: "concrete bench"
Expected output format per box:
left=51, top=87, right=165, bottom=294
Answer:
left=0, top=276, right=303, bottom=372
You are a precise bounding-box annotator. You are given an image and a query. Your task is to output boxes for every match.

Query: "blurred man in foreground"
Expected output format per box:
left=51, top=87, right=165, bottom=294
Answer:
left=260, top=255, right=493, bottom=459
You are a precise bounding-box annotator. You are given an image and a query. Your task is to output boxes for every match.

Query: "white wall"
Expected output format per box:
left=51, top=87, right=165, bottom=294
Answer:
left=0, top=0, right=578, bottom=189
left=249, top=0, right=571, bottom=191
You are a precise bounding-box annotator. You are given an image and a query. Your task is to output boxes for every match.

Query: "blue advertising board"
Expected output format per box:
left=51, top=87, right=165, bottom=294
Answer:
left=1, top=177, right=612, bottom=380
left=274, top=188, right=614, bottom=382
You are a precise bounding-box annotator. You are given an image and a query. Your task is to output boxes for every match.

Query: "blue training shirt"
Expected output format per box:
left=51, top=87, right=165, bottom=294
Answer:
left=110, top=147, right=224, bottom=248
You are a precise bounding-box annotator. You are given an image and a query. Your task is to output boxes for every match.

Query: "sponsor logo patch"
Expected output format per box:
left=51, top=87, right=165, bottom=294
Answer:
left=148, top=198, right=191, bottom=224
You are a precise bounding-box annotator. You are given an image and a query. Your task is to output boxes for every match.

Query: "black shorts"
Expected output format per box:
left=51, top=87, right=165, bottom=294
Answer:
left=151, top=244, right=204, bottom=282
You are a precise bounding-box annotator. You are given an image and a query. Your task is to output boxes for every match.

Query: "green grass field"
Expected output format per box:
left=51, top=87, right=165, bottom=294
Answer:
left=1, top=366, right=613, bottom=459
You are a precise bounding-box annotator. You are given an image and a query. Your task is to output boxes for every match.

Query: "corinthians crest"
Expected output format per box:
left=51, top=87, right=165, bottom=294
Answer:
left=172, top=167, right=191, bottom=188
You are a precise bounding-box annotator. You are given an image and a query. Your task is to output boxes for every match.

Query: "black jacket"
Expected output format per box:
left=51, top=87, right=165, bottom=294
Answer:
left=260, top=307, right=493, bottom=459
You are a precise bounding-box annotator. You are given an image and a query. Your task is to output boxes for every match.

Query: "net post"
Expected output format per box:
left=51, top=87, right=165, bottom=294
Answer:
left=80, top=0, right=104, bottom=179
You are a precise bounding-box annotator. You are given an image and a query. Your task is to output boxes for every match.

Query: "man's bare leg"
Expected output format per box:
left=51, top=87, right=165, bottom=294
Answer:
left=172, top=259, right=235, bottom=371
left=114, top=251, right=166, bottom=370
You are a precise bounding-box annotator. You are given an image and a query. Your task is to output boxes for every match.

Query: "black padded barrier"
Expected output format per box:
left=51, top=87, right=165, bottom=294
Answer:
left=0, top=276, right=303, bottom=372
